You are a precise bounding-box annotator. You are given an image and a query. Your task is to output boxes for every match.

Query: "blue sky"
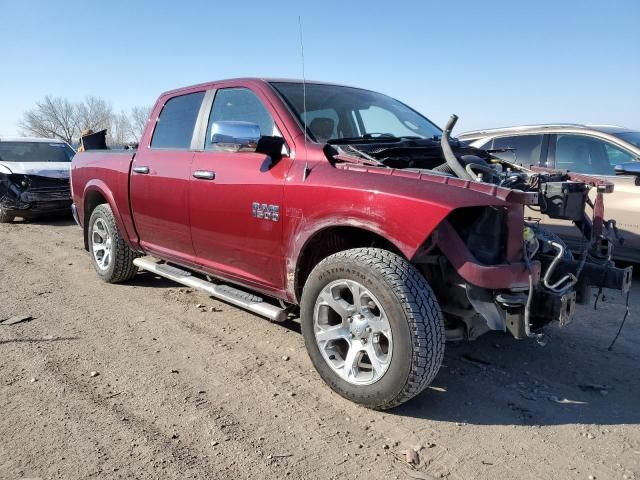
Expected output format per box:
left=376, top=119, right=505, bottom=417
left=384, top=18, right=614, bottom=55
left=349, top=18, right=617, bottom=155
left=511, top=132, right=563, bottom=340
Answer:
left=2, top=0, right=638, bottom=136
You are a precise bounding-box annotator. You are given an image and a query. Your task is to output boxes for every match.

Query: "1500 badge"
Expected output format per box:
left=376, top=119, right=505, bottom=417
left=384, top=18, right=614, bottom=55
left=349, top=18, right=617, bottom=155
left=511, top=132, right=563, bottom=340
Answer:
left=252, top=202, right=280, bottom=222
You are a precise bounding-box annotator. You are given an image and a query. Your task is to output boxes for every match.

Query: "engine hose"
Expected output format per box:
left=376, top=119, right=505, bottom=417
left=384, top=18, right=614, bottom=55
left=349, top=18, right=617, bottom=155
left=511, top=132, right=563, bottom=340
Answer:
left=543, top=241, right=578, bottom=293
left=441, top=114, right=474, bottom=181
left=524, top=274, right=534, bottom=337
left=523, top=241, right=544, bottom=341
left=465, top=163, right=497, bottom=181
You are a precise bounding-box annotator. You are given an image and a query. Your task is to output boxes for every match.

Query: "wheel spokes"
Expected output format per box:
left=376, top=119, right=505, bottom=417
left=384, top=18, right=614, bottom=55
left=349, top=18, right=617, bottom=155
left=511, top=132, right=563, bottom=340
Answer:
left=341, top=342, right=362, bottom=380
left=366, top=342, right=387, bottom=375
left=91, top=219, right=112, bottom=270
left=318, top=286, right=353, bottom=320
left=314, top=278, right=393, bottom=386
left=315, top=325, right=349, bottom=343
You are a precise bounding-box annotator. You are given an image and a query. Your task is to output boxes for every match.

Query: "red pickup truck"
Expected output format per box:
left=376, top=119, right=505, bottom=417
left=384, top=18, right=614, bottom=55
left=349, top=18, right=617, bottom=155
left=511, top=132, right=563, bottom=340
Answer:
left=71, top=78, right=632, bottom=409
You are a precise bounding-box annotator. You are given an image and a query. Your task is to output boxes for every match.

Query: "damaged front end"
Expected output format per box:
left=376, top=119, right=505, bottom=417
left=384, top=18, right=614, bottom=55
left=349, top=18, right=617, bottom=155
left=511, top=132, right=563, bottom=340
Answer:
left=326, top=114, right=633, bottom=342
left=0, top=173, right=72, bottom=219
left=423, top=119, right=632, bottom=341
left=423, top=198, right=632, bottom=342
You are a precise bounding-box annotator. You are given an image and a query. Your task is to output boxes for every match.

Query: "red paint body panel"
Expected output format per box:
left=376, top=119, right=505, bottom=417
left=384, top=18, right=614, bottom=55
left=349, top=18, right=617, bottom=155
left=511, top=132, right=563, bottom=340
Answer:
left=71, top=78, right=533, bottom=303
left=190, top=151, right=293, bottom=290
left=131, top=149, right=195, bottom=261
left=71, top=151, right=139, bottom=247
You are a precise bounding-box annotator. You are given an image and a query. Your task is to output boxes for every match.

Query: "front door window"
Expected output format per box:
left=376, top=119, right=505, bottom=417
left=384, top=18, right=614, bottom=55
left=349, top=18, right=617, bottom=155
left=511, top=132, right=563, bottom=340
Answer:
left=554, top=134, right=637, bottom=175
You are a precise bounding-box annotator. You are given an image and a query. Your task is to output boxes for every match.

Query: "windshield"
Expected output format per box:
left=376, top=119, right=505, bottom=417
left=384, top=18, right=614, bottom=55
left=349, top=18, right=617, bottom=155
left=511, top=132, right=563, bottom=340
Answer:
left=613, top=131, right=640, bottom=149
left=0, top=141, right=75, bottom=163
left=271, top=82, right=442, bottom=143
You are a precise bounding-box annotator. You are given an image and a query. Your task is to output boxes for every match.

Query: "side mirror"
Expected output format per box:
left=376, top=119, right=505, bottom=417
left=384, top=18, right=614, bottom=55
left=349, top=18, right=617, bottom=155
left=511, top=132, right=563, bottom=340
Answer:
left=255, top=136, right=286, bottom=161
left=210, top=121, right=287, bottom=162
left=210, top=121, right=261, bottom=152
left=615, top=162, right=640, bottom=185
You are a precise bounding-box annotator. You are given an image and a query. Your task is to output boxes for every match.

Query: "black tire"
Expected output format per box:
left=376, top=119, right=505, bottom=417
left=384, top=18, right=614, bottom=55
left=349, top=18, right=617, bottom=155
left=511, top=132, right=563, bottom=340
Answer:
left=87, top=203, right=139, bottom=283
left=300, top=248, right=445, bottom=410
left=0, top=208, right=15, bottom=223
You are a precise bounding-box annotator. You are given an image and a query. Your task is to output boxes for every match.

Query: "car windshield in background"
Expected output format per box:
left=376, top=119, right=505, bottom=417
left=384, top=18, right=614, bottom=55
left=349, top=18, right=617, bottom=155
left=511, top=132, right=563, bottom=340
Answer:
left=613, top=131, right=640, bottom=150
left=0, top=142, right=75, bottom=163
left=270, top=82, right=441, bottom=142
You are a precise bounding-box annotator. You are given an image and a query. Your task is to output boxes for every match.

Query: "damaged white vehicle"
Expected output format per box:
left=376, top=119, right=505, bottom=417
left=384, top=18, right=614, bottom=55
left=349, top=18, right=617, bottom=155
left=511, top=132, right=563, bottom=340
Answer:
left=0, top=137, right=75, bottom=223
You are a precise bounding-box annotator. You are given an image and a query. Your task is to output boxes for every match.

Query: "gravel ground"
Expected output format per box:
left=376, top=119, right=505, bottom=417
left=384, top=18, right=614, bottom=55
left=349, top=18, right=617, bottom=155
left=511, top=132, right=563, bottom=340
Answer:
left=1, top=216, right=638, bottom=480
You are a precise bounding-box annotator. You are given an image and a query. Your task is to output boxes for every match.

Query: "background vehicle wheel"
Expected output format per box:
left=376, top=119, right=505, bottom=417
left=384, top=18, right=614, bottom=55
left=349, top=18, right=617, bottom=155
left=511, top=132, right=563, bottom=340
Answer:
left=300, top=248, right=445, bottom=410
left=88, top=204, right=139, bottom=283
left=0, top=208, right=15, bottom=223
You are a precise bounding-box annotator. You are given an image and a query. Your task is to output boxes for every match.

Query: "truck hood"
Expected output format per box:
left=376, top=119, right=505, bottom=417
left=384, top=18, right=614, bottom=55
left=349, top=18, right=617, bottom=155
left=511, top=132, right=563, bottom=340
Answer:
left=0, top=161, right=71, bottom=178
left=335, top=163, right=539, bottom=208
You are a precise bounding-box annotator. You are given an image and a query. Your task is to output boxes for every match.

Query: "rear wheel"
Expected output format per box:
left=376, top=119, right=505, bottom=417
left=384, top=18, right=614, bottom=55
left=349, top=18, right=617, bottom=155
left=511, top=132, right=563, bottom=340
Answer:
left=88, top=204, right=139, bottom=283
left=300, top=248, right=445, bottom=410
left=0, top=208, right=15, bottom=223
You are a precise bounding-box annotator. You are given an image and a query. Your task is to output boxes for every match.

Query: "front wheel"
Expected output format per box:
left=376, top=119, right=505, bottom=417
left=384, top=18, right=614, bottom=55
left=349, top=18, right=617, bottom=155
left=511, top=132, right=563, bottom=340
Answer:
left=300, top=248, right=445, bottom=410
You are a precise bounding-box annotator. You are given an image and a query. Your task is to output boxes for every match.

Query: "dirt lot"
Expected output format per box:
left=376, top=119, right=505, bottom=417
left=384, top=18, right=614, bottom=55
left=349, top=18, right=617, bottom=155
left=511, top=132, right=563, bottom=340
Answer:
left=0, top=217, right=638, bottom=480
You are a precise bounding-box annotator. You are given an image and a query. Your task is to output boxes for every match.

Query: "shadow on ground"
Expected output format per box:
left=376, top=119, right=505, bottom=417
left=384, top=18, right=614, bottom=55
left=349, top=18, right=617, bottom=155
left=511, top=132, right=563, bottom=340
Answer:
left=394, top=321, right=639, bottom=426
left=129, top=259, right=639, bottom=427
left=12, top=214, right=76, bottom=227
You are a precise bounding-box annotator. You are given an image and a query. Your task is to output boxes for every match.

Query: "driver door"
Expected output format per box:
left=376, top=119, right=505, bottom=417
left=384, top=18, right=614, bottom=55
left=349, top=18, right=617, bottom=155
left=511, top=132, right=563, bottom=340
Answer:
left=190, top=87, right=293, bottom=291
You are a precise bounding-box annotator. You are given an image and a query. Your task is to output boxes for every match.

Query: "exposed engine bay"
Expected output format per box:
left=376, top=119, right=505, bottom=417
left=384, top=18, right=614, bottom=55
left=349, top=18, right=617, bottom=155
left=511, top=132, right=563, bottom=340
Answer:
left=324, top=114, right=633, bottom=343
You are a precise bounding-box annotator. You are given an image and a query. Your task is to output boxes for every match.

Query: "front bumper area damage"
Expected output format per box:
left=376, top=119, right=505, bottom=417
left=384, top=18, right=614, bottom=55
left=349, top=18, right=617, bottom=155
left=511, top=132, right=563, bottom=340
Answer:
left=418, top=176, right=632, bottom=342
left=0, top=173, right=71, bottom=218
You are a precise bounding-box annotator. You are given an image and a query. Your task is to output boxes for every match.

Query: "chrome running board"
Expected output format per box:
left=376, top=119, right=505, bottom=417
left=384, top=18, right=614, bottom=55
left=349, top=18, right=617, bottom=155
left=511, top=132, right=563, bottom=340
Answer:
left=133, top=258, right=288, bottom=322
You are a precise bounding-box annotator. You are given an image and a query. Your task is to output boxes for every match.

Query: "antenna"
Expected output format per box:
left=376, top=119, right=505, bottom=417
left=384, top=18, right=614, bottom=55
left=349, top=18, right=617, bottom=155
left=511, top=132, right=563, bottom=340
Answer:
left=298, top=16, right=310, bottom=181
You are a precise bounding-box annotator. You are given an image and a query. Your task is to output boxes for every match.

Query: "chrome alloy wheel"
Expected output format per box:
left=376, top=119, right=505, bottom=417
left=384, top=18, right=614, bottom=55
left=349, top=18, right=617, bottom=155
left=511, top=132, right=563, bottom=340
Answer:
left=91, top=218, right=112, bottom=271
left=313, top=279, right=393, bottom=385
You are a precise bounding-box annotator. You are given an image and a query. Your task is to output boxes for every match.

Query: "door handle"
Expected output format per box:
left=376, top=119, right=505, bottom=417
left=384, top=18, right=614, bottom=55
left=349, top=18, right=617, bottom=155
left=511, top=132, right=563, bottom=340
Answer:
left=193, top=170, right=215, bottom=180
left=133, top=166, right=150, bottom=174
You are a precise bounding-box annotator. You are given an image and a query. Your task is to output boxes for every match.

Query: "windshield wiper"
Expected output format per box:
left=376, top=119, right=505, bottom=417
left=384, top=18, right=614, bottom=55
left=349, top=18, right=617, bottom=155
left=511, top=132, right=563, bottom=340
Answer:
left=327, top=135, right=401, bottom=145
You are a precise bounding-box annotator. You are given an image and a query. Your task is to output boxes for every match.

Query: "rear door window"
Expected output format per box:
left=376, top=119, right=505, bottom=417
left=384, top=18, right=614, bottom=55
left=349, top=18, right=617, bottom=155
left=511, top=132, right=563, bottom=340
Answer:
left=150, top=91, right=205, bottom=149
left=490, top=135, right=544, bottom=166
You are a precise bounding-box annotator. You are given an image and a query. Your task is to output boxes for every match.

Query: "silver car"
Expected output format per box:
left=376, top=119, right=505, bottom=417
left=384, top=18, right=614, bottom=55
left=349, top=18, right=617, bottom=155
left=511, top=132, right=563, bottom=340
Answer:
left=0, top=137, right=75, bottom=222
left=458, top=124, right=640, bottom=262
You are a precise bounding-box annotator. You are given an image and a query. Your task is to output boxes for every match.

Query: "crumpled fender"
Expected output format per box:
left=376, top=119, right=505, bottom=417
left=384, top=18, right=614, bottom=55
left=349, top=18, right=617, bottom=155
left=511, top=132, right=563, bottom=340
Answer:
left=282, top=160, right=527, bottom=300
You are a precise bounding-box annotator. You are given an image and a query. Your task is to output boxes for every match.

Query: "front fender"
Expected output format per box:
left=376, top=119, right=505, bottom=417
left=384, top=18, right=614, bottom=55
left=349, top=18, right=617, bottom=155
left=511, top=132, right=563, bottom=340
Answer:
left=283, top=194, right=454, bottom=301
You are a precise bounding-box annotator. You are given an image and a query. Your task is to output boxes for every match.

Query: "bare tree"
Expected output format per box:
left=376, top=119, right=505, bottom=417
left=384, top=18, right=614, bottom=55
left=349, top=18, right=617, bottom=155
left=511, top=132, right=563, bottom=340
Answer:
left=109, top=111, right=133, bottom=146
left=20, top=96, right=77, bottom=144
left=21, top=97, right=152, bottom=146
left=129, top=106, right=152, bottom=142
left=75, top=96, right=113, bottom=135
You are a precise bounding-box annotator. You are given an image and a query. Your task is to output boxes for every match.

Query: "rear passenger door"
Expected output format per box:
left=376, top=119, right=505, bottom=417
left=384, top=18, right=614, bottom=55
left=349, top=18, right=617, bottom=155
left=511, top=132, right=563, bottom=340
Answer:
left=130, top=91, right=206, bottom=262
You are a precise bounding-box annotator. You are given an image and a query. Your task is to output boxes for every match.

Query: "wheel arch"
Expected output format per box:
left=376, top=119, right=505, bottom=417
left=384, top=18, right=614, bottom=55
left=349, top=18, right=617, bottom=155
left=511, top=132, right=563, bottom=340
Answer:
left=292, top=224, right=407, bottom=302
left=82, top=181, right=127, bottom=252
